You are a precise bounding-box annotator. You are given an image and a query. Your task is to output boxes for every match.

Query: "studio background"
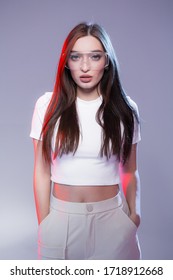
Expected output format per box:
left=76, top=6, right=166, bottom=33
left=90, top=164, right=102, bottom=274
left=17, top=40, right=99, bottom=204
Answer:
left=0, top=0, right=172, bottom=259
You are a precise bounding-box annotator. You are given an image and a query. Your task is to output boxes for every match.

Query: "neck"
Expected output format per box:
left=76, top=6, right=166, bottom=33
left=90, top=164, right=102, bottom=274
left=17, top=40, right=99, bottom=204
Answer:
left=77, top=86, right=100, bottom=101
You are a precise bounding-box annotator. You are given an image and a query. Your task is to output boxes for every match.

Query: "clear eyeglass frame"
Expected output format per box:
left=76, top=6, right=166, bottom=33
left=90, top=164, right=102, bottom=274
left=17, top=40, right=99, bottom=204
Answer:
left=65, top=51, right=109, bottom=70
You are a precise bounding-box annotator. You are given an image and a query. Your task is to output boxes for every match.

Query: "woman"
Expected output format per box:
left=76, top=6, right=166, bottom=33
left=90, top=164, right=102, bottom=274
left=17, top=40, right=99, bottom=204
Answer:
left=30, top=22, right=141, bottom=260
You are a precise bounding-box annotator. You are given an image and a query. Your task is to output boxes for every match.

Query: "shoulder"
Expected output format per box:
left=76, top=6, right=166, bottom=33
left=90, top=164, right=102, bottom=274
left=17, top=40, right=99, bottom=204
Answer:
left=35, top=91, right=53, bottom=109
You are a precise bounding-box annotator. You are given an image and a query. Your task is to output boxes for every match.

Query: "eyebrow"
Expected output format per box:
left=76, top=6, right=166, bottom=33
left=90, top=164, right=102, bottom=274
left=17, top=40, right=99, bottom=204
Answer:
left=70, top=50, right=103, bottom=53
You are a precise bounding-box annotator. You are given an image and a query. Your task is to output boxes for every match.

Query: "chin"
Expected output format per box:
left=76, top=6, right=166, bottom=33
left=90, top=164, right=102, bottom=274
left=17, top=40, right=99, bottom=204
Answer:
left=78, top=84, right=98, bottom=92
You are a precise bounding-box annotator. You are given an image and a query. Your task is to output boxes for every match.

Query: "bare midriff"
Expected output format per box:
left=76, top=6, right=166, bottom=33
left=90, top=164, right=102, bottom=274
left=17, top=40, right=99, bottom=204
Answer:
left=53, top=183, right=119, bottom=203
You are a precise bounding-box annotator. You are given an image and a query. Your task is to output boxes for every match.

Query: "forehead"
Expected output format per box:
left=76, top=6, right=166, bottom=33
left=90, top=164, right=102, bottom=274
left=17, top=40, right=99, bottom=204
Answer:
left=72, top=36, right=104, bottom=52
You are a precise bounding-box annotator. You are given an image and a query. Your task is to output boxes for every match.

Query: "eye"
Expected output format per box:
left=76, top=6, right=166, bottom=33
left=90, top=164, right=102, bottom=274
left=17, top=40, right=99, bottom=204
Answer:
left=69, top=53, right=81, bottom=61
left=90, top=53, right=102, bottom=61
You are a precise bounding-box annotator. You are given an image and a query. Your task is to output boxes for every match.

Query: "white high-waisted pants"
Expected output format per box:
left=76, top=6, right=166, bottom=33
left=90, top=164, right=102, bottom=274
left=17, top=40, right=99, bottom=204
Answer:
left=38, top=191, right=141, bottom=260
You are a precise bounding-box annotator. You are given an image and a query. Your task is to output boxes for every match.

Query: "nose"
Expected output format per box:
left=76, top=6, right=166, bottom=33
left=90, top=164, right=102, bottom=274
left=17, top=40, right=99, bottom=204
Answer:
left=80, top=58, right=90, bottom=72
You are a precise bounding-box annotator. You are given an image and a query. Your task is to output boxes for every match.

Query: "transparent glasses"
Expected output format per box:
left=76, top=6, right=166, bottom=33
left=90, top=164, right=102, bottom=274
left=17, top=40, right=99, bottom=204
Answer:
left=66, top=51, right=109, bottom=70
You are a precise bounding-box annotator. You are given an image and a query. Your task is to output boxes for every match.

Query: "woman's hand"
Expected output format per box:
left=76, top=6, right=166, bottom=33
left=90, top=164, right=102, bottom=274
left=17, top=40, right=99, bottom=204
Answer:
left=129, top=213, right=141, bottom=228
left=33, top=139, right=51, bottom=225
left=39, top=210, right=51, bottom=225
left=120, top=144, right=141, bottom=228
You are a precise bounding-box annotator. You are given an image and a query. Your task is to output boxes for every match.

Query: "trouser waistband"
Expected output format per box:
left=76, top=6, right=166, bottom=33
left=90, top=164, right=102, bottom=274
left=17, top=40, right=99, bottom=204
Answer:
left=50, top=192, right=123, bottom=214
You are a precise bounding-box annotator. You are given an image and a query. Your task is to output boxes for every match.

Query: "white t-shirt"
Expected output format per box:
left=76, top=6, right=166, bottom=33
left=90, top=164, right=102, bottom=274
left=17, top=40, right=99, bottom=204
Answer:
left=30, top=92, right=141, bottom=185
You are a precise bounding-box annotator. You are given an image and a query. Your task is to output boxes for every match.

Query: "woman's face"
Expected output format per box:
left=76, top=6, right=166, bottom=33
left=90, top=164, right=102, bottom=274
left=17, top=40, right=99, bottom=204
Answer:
left=67, top=36, right=107, bottom=99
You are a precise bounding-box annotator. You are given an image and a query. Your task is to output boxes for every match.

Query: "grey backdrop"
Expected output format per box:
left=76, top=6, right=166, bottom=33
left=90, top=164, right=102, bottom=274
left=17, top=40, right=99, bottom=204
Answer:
left=0, top=0, right=172, bottom=259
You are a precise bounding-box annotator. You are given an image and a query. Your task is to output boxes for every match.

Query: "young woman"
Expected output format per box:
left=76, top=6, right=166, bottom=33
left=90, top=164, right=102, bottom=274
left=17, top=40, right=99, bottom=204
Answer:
left=30, top=22, right=141, bottom=260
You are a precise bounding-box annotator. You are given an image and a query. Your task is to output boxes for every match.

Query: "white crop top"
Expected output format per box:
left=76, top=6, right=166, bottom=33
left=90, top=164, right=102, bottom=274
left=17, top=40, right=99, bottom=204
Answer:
left=30, top=92, right=141, bottom=185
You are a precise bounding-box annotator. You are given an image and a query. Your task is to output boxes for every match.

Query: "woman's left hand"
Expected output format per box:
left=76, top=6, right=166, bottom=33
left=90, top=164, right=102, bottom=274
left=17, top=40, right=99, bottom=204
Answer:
left=129, top=213, right=141, bottom=228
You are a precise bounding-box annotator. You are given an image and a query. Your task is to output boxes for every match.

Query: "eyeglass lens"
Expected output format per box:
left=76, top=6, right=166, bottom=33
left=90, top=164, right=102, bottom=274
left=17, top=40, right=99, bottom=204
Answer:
left=66, top=52, right=109, bottom=70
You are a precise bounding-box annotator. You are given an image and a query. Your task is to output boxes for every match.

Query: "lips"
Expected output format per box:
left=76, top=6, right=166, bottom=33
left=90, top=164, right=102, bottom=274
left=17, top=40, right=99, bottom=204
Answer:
left=79, top=75, right=92, bottom=83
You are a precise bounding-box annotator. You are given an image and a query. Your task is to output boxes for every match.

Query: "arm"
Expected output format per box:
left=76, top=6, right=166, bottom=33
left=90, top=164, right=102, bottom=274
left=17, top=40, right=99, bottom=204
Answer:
left=33, top=139, right=51, bottom=225
left=120, top=143, right=141, bottom=227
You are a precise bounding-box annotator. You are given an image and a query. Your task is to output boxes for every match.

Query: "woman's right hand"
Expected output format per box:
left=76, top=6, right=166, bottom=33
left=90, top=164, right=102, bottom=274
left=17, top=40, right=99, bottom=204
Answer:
left=33, top=139, right=51, bottom=225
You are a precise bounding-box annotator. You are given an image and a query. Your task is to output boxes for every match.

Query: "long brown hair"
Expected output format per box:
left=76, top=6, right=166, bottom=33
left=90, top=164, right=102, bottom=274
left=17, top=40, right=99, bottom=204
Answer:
left=41, top=22, right=139, bottom=164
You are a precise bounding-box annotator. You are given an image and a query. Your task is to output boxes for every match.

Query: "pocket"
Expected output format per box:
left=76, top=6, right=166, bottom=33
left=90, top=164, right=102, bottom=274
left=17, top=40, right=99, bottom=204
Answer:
left=38, top=209, right=69, bottom=259
left=39, top=212, right=52, bottom=228
left=119, top=207, right=138, bottom=231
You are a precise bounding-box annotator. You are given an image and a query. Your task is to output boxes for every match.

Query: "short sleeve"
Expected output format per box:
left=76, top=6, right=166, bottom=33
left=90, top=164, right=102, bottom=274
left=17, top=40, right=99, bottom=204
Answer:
left=30, top=92, right=53, bottom=140
left=126, top=96, right=141, bottom=144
